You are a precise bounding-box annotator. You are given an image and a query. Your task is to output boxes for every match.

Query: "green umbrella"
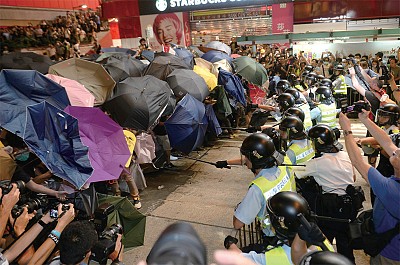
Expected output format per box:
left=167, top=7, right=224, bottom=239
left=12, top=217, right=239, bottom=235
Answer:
left=98, top=194, right=146, bottom=248
left=233, top=56, right=268, bottom=87
left=49, top=58, right=115, bottom=105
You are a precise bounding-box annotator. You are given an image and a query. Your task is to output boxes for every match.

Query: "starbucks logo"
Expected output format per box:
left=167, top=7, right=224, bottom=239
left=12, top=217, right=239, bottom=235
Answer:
left=156, top=0, right=168, bottom=11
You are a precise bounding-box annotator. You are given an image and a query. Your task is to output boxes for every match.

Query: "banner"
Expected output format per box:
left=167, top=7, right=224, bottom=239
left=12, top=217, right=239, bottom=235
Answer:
left=272, top=2, right=293, bottom=34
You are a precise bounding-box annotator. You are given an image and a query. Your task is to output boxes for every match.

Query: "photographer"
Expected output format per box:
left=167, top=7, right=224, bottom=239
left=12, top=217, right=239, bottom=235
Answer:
left=339, top=112, right=400, bottom=264
left=0, top=184, right=20, bottom=243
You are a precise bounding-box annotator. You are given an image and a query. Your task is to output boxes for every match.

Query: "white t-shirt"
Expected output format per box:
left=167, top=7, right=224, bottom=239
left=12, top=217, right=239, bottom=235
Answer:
left=295, top=151, right=354, bottom=195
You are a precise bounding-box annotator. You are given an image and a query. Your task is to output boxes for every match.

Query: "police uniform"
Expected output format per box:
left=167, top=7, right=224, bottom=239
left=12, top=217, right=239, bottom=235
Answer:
left=234, top=166, right=294, bottom=236
left=297, top=103, right=313, bottom=131
left=286, top=139, right=315, bottom=165
left=332, top=75, right=347, bottom=109
left=311, top=102, right=337, bottom=129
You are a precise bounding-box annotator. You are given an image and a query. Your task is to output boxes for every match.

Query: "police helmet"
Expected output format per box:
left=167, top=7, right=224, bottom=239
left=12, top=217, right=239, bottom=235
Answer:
left=240, top=133, right=284, bottom=171
left=334, top=64, right=345, bottom=72
left=306, top=72, right=318, bottom=86
left=301, top=71, right=309, bottom=81
left=319, top=78, right=333, bottom=90
left=299, top=251, right=354, bottom=265
left=304, top=65, right=314, bottom=72
left=285, top=88, right=301, bottom=102
left=266, top=191, right=311, bottom=241
left=287, top=74, right=298, bottom=86
left=308, top=124, right=340, bottom=153
left=315, top=85, right=333, bottom=103
left=276, top=80, right=292, bottom=93
left=262, top=127, right=284, bottom=153
left=376, top=104, right=400, bottom=126
left=317, top=74, right=325, bottom=81
left=279, top=116, right=306, bottom=140
left=277, top=93, right=295, bottom=112
left=284, top=107, right=305, bottom=122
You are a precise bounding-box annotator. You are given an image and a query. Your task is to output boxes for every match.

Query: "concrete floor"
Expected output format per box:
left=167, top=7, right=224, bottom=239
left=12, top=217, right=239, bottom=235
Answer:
left=122, top=119, right=372, bottom=265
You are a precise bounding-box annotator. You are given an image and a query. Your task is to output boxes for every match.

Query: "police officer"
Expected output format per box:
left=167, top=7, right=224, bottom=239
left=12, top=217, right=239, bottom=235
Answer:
left=332, top=65, right=348, bottom=109
left=311, top=86, right=338, bottom=130
left=299, top=251, right=353, bottom=265
left=276, top=80, right=291, bottom=95
left=233, top=133, right=293, bottom=237
left=295, top=124, right=357, bottom=263
left=284, top=88, right=313, bottom=130
left=305, top=72, right=319, bottom=99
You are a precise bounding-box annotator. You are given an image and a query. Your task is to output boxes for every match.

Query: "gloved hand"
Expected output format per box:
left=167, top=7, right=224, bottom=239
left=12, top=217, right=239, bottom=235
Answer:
left=215, top=160, right=228, bottom=169
left=224, top=235, right=238, bottom=249
left=245, top=126, right=260, bottom=133
left=298, top=222, right=326, bottom=246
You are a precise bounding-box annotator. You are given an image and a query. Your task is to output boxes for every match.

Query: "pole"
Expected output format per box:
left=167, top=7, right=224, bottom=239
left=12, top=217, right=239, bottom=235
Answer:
left=183, top=156, right=231, bottom=169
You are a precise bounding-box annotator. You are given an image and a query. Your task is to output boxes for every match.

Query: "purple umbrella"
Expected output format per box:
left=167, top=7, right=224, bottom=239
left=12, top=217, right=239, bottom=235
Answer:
left=65, top=106, right=131, bottom=183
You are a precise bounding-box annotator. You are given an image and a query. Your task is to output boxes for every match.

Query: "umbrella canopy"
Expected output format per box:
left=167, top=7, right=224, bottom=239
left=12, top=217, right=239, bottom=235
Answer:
left=0, top=69, right=70, bottom=136
left=95, top=52, right=126, bottom=63
left=194, top=58, right=212, bottom=72
left=218, top=68, right=247, bottom=106
left=0, top=52, right=53, bottom=74
left=201, top=50, right=233, bottom=65
left=144, top=52, right=191, bottom=81
left=205, top=104, right=222, bottom=136
left=193, top=65, right=217, bottom=91
left=46, top=74, right=95, bottom=107
left=212, top=59, right=232, bottom=74
left=123, top=130, right=136, bottom=168
left=174, top=47, right=194, bottom=69
left=165, top=94, right=208, bottom=154
left=230, top=54, right=241, bottom=59
left=23, top=101, right=92, bottom=189
left=233, top=56, right=269, bottom=87
left=104, top=76, right=172, bottom=131
left=205, top=41, right=231, bottom=55
left=65, top=106, right=131, bottom=183
left=141, top=50, right=155, bottom=61
left=188, top=45, right=204, bottom=57
left=49, top=58, right=115, bottom=106
left=103, top=54, right=145, bottom=82
left=166, top=69, right=209, bottom=102
left=98, top=194, right=146, bottom=248
left=101, top=47, right=136, bottom=56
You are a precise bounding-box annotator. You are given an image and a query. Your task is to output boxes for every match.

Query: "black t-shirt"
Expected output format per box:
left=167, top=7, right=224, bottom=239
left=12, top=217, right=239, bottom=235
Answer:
left=153, top=116, right=168, bottom=136
left=365, top=90, right=380, bottom=115
left=11, top=165, right=31, bottom=184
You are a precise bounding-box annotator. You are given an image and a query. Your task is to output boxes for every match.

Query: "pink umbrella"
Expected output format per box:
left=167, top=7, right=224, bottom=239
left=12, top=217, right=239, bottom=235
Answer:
left=46, top=74, right=95, bottom=107
left=230, top=54, right=241, bottom=59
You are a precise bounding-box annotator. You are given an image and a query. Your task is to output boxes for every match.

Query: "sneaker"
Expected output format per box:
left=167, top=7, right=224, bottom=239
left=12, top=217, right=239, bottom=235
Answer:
left=170, top=155, right=179, bottom=161
left=132, top=196, right=142, bottom=209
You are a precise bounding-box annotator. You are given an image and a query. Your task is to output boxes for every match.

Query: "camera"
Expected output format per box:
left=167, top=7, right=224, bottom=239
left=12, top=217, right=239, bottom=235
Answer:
left=342, top=101, right=371, bottom=114
left=0, top=180, right=25, bottom=196
left=90, top=223, right=123, bottom=265
left=379, top=64, right=391, bottom=81
left=146, top=222, right=207, bottom=265
left=11, top=194, right=48, bottom=218
left=49, top=204, right=70, bottom=219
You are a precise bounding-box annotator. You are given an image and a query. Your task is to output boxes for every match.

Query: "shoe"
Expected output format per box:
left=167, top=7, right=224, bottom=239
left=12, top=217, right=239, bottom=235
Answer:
left=224, top=235, right=238, bottom=249
left=163, top=162, right=175, bottom=169
left=170, top=155, right=179, bottom=161
left=131, top=196, right=142, bottom=209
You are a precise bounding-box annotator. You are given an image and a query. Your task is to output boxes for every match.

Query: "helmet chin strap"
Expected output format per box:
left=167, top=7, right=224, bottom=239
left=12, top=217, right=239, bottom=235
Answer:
left=272, top=150, right=284, bottom=166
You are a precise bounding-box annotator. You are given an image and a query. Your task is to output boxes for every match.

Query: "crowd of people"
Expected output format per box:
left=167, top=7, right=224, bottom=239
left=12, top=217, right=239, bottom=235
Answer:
left=0, top=10, right=103, bottom=59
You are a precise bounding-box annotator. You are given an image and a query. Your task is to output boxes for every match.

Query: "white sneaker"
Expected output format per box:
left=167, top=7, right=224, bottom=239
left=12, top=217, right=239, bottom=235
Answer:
left=170, top=155, right=179, bottom=161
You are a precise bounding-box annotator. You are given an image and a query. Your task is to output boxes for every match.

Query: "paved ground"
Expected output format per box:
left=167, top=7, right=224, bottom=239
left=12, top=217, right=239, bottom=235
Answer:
left=123, top=119, right=372, bottom=265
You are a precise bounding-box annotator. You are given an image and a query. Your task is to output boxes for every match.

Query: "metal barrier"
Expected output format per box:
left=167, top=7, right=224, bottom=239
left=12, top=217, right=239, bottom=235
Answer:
left=237, top=219, right=263, bottom=249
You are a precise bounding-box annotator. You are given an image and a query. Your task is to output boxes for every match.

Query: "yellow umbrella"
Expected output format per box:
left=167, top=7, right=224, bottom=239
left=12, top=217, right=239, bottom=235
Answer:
left=193, top=65, right=218, bottom=91
left=0, top=141, right=16, bottom=181
left=123, top=130, right=137, bottom=168
left=194, top=58, right=212, bottom=71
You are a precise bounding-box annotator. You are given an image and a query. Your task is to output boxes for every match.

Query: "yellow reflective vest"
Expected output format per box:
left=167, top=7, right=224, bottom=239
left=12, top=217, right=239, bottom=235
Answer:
left=298, top=103, right=313, bottom=130
left=317, top=103, right=337, bottom=128
left=265, top=247, right=291, bottom=265
left=288, top=140, right=315, bottom=164
left=334, top=75, right=347, bottom=95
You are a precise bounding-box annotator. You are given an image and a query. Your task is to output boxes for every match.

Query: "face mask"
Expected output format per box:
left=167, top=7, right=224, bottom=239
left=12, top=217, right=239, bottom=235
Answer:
left=15, top=152, right=29, bottom=162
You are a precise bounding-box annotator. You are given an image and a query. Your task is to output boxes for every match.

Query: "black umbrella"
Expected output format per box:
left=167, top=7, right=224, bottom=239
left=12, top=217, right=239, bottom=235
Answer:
left=166, top=69, right=209, bottom=102
left=143, top=52, right=190, bottom=81
left=0, top=52, right=53, bottom=74
left=104, top=76, right=172, bottom=131
left=104, top=54, right=145, bottom=82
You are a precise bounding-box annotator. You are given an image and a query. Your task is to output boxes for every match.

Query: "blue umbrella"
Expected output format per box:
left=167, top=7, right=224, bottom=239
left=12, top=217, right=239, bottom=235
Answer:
left=201, top=50, right=233, bottom=65
left=141, top=50, right=155, bottom=61
left=165, top=94, right=208, bottom=154
left=174, top=47, right=194, bottom=69
left=205, top=104, right=222, bottom=136
left=23, top=101, right=92, bottom=189
left=101, top=47, right=136, bottom=56
left=218, top=68, right=247, bottom=107
left=0, top=69, right=70, bottom=136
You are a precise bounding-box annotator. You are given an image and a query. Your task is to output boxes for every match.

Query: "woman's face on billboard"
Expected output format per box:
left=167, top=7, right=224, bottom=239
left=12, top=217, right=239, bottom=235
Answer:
left=156, top=18, right=178, bottom=46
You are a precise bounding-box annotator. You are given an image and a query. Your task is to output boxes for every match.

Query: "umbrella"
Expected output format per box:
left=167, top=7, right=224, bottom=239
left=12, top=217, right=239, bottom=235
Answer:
left=174, top=47, right=194, bottom=69
left=233, top=56, right=269, bottom=87
left=0, top=69, right=70, bottom=136
left=194, top=58, right=212, bottom=72
left=141, top=50, right=155, bottom=61
left=205, top=41, right=231, bottom=55
left=163, top=92, right=177, bottom=116
left=193, top=65, right=218, bottom=91
left=165, top=94, right=208, bottom=154
left=101, top=47, right=136, bottom=56
left=65, top=106, right=131, bottom=183
left=96, top=52, right=126, bottom=63
left=212, top=59, right=232, bottom=74
left=49, top=58, right=116, bottom=106
left=46, top=74, right=95, bottom=107
left=143, top=52, right=190, bottom=81
left=98, top=194, right=146, bottom=248
left=166, top=69, right=209, bottom=102
left=201, top=50, right=233, bottom=65
left=104, top=76, right=172, bottom=131
left=123, top=130, right=136, bottom=167
left=188, top=45, right=204, bottom=57
left=0, top=52, right=53, bottom=74
left=23, top=101, right=92, bottom=189
left=218, top=68, right=247, bottom=106
left=205, top=104, right=222, bottom=136
left=103, top=54, right=145, bottom=82
left=230, top=54, right=241, bottom=59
